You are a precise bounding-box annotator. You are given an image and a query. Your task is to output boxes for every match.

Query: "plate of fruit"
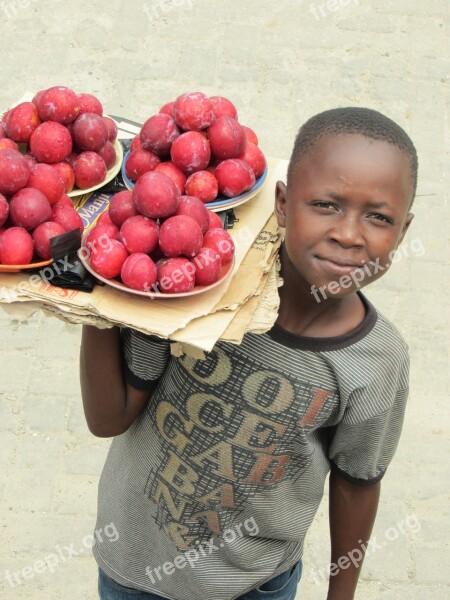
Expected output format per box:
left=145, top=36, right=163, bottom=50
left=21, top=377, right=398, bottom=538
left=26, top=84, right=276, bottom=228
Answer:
left=82, top=247, right=235, bottom=299
left=0, top=86, right=124, bottom=271
left=120, top=92, right=267, bottom=211
left=0, top=86, right=123, bottom=199
left=78, top=184, right=236, bottom=298
left=0, top=163, right=86, bottom=272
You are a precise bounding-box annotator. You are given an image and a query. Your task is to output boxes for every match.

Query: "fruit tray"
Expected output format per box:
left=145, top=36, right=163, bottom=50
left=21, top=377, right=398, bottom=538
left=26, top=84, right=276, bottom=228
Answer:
left=80, top=248, right=235, bottom=299
left=0, top=258, right=52, bottom=273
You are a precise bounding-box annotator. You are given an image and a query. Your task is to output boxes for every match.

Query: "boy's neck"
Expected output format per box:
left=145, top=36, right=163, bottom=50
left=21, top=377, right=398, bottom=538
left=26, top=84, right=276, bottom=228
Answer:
left=276, top=245, right=366, bottom=338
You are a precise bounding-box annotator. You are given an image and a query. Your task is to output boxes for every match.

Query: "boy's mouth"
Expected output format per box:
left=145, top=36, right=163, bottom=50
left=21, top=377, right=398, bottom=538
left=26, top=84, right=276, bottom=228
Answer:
left=315, top=256, right=366, bottom=276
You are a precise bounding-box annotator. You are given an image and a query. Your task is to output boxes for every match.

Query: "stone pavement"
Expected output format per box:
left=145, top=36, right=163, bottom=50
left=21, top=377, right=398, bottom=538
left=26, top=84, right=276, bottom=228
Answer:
left=0, top=0, right=449, bottom=598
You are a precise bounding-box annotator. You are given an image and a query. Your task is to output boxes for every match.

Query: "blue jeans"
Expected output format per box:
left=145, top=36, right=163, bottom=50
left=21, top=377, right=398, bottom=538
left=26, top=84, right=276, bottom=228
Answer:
left=98, top=561, right=302, bottom=600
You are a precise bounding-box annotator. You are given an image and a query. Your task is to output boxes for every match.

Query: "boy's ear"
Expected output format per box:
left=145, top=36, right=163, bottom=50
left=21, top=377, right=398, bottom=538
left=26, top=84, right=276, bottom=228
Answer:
left=275, top=181, right=287, bottom=228
left=397, top=212, right=414, bottom=247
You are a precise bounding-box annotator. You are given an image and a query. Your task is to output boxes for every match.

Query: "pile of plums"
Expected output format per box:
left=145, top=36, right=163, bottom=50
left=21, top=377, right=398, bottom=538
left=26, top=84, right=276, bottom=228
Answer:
left=0, top=149, right=84, bottom=264
left=0, top=86, right=118, bottom=193
left=0, top=86, right=119, bottom=265
left=84, top=173, right=235, bottom=294
left=125, top=91, right=266, bottom=201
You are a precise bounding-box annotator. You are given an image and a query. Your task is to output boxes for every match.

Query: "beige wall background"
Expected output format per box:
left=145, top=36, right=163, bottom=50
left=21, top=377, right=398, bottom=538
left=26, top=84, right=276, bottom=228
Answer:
left=0, top=1, right=448, bottom=598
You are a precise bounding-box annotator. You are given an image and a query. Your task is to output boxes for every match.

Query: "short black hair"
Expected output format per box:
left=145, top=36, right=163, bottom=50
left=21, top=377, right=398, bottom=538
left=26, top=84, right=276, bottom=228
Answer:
left=287, top=107, right=418, bottom=201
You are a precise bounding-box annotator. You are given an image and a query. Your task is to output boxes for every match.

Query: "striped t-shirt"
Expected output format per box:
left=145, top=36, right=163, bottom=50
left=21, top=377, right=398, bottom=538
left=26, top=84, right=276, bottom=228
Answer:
left=93, top=292, right=409, bottom=600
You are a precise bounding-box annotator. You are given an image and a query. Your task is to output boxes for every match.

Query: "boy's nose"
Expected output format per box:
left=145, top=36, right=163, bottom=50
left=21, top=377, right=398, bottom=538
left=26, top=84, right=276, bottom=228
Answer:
left=328, top=217, right=364, bottom=248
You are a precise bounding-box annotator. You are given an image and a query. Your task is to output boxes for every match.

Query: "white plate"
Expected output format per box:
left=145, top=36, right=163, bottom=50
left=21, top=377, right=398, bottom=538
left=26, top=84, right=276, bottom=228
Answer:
left=80, top=250, right=235, bottom=299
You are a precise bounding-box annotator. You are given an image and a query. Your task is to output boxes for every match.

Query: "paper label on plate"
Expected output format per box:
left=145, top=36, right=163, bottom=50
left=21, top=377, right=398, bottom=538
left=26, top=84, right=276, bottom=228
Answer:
left=73, top=192, right=112, bottom=230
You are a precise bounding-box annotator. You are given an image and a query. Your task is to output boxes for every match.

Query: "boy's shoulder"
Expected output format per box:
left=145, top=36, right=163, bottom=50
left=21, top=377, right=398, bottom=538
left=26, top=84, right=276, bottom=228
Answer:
left=362, top=294, right=409, bottom=361
left=214, top=292, right=409, bottom=390
left=237, top=292, right=407, bottom=357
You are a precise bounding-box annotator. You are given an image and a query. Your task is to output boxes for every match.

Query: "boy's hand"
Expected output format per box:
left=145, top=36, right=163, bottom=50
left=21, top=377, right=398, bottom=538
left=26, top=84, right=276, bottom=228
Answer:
left=326, top=469, right=381, bottom=600
left=80, top=325, right=152, bottom=437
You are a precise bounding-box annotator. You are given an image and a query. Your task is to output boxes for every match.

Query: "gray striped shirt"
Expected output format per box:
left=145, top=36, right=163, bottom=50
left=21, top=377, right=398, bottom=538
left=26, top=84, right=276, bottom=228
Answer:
left=93, top=293, right=409, bottom=600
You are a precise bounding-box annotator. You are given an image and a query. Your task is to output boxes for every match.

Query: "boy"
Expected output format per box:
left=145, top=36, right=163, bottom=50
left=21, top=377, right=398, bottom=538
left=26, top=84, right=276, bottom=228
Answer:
left=80, top=107, right=418, bottom=600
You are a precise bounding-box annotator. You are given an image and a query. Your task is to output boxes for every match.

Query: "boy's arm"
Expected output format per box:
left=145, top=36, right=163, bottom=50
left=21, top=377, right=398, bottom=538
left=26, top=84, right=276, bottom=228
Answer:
left=326, top=469, right=380, bottom=600
left=80, top=325, right=153, bottom=437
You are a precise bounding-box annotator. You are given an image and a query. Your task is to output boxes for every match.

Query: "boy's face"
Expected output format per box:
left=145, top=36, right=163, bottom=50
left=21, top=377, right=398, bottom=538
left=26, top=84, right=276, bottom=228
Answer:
left=275, top=133, right=414, bottom=299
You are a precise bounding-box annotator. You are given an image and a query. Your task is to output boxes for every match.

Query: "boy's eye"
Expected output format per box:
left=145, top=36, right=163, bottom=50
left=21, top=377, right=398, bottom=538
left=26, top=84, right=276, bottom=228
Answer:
left=311, top=201, right=337, bottom=210
left=368, top=212, right=394, bottom=224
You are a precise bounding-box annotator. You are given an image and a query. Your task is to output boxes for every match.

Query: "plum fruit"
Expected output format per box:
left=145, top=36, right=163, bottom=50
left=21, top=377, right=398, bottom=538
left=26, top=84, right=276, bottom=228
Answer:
left=214, top=158, right=255, bottom=197
left=73, top=152, right=107, bottom=189
left=98, top=141, right=117, bottom=170
left=121, top=253, right=157, bottom=291
left=90, top=239, right=128, bottom=279
left=173, top=92, right=214, bottom=132
left=174, top=195, right=210, bottom=233
left=130, top=136, right=143, bottom=153
left=203, top=228, right=235, bottom=264
left=193, top=246, right=222, bottom=286
left=242, top=125, right=258, bottom=146
left=0, top=193, right=9, bottom=227
left=51, top=162, right=75, bottom=193
left=96, top=210, right=115, bottom=227
left=5, top=102, right=41, bottom=142
left=207, top=116, right=246, bottom=160
left=159, top=215, right=203, bottom=258
left=154, top=162, right=186, bottom=195
left=156, top=257, right=195, bottom=294
left=32, top=221, right=66, bottom=259
left=120, top=215, right=159, bottom=255
left=209, top=96, right=238, bottom=120
left=185, top=170, right=219, bottom=203
left=85, top=223, right=118, bottom=254
left=37, top=86, right=80, bottom=124
left=237, top=142, right=266, bottom=178
left=9, top=187, right=52, bottom=230
left=0, top=149, right=29, bottom=195
left=52, top=193, right=73, bottom=210
left=0, top=138, right=19, bottom=152
left=77, top=93, right=103, bottom=116
left=72, top=113, right=109, bottom=152
left=102, top=116, right=118, bottom=142
left=28, top=163, right=65, bottom=205
left=159, top=101, right=175, bottom=117
left=207, top=210, right=224, bottom=229
left=0, top=226, right=34, bottom=265
left=51, top=204, right=84, bottom=233
left=108, top=190, right=138, bottom=227
left=170, top=131, right=211, bottom=174
left=133, top=171, right=180, bottom=219
left=125, top=149, right=160, bottom=182
left=139, top=114, right=180, bottom=157
left=30, top=121, right=73, bottom=163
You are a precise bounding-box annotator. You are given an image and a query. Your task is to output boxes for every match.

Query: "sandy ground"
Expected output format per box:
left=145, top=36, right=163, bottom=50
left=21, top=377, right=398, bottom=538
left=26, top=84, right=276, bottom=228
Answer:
left=0, top=1, right=449, bottom=598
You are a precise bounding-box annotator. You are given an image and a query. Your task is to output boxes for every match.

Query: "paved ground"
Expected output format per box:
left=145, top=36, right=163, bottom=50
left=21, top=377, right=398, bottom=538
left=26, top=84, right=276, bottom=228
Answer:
left=0, top=0, right=449, bottom=598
